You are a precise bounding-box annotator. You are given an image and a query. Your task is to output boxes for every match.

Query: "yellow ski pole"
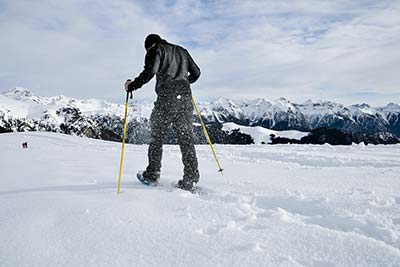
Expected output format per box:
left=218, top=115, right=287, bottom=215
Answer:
left=117, top=92, right=130, bottom=193
left=192, top=95, right=224, bottom=176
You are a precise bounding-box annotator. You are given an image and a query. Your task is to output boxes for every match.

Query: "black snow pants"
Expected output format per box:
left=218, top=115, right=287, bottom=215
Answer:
left=145, top=93, right=200, bottom=183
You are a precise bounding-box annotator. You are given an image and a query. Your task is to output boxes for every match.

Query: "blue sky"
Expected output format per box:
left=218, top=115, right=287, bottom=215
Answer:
left=0, top=0, right=399, bottom=105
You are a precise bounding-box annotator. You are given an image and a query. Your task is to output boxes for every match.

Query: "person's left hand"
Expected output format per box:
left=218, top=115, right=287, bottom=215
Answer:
left=124, top=79, right=132, bottom=92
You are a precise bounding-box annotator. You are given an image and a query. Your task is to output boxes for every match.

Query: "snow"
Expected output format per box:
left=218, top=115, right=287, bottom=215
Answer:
left=222, top=122, right=309, bottom=144
left=1, top=132, right=400, bottom=266
left=0, top=94, right=30, bottom=118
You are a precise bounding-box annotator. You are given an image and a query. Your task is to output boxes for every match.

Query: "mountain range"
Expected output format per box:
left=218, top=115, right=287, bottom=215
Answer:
left=1, top=87, right=399, bottom=144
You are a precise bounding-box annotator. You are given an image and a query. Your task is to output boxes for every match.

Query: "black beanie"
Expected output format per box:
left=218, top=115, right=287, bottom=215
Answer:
left=144, top=34, right=162, bottom=50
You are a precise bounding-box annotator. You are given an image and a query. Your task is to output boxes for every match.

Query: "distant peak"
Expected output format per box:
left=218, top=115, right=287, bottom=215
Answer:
left=352, top=103, right=371, bottom=108
left=2, top=87, right=38, bottom=101
left=3, top=87, right=34, bottom=96
left=303, top=99, right=315, bottom=105
left=386, top=103, right=400, bottom=108
left=383, top=102, right=400, bottom=111
left=215, top=96, right=230, bottom=102
left=277, top=97, right=289, bottom=102
left=215, top=96, right=236, bottom=106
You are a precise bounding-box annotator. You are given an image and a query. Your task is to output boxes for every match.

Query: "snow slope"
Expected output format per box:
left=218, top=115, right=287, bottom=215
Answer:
left=222, top=122, right=309, bottom=144
left=1, top=132, right=400, bottom=266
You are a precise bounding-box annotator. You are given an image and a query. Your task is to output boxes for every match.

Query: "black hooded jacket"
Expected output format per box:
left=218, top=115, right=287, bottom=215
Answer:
left=129, top=40, right=201, bottom=96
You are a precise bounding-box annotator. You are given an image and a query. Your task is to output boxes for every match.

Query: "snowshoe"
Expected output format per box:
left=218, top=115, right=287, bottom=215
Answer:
left=176, top=179, right=198, bottom=193
left=136, top=170, right=160, bottom=186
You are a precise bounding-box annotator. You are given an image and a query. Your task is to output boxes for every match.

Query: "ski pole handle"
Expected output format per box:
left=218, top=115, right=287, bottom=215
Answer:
left=124, top=79, right=133, bottom=99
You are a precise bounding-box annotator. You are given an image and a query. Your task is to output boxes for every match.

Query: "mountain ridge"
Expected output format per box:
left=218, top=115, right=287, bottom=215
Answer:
left=1, top=87, right=399, bottom=144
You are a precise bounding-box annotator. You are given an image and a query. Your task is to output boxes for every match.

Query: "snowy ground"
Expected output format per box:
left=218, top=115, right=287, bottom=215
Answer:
left=222, top=122, right=309, bottom=144
left=1, top=132, right=400, bottom=267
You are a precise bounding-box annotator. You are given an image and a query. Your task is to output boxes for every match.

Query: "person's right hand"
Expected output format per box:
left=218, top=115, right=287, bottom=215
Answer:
left=124, top=79, right=132, bottom=92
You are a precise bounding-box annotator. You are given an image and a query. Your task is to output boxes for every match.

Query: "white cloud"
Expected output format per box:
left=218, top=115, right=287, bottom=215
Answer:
left=0, top=0, right=399, bottom=105
left=0, top=0, right=165, bottom=101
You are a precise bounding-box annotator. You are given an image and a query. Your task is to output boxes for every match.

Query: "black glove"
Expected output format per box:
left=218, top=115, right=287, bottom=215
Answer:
left=127, top=81, right=139, bottom=92
left=124, top=79, right=131, bottom=91
left=124, top=79, right=134, bottom=99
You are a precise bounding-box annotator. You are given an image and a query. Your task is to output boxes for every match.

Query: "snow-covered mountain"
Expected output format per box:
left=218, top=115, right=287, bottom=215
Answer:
left=0, top=87, right=149, bottom=143
left=198, top=96, right=400, bottom=136
left=1, top=87, right=399, bottom=144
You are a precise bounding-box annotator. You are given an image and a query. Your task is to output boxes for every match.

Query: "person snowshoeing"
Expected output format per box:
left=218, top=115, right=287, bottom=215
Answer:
left=125, top=33, right=201, bottom=192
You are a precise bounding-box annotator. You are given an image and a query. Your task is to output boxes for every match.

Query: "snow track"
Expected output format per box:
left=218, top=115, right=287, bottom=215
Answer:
left=1, top=132, right=400, bottom=266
